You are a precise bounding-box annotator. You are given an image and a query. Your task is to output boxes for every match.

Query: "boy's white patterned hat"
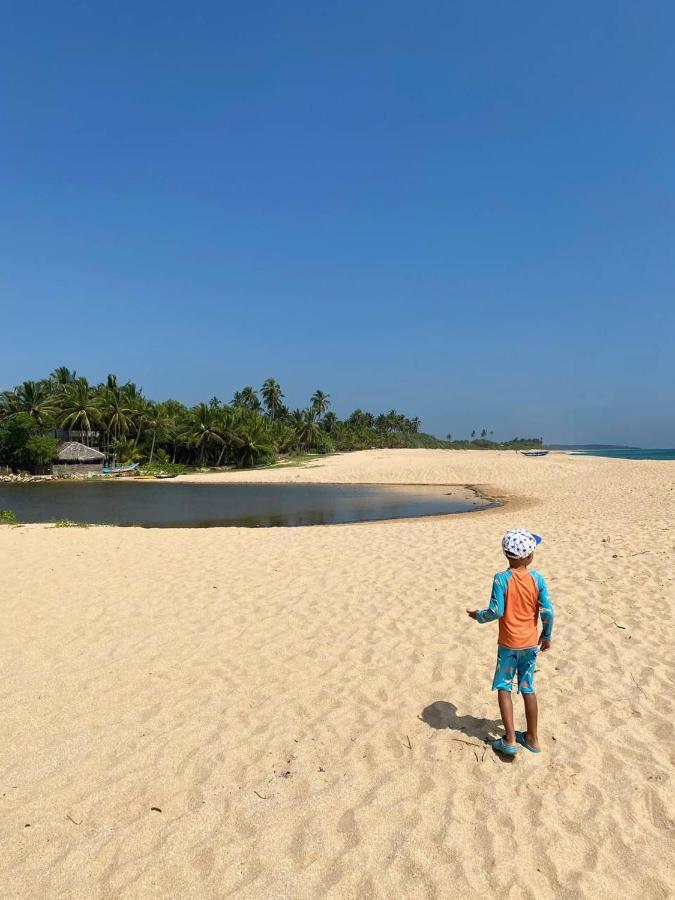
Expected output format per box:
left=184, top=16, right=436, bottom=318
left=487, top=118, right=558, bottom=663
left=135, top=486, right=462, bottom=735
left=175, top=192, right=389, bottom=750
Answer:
left=502, top=529, right=542, bottom=559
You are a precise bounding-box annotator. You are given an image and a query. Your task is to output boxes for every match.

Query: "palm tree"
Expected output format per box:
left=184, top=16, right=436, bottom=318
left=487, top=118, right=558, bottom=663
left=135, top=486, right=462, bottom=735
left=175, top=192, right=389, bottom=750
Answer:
left=185, top=403, right=224, bottom=465
left=289, top=408, right=305, bottom=431
left=232, top=386, right=261, bottom=411
left=471, top=430, right=476, bottom=439
left=270, top=421, right=297, bottom=453
left=348, top=409, right=374, bottom=429
left=151, top=399, right=188, bottom=463
left=6, top=381, right=58, bottom=428
left=322, top=411, right=338, bottom=433
left=127, top=396, right=151, bottom=453
left=50, top=366, right=78, bottom=386
left=233, top=415, right=275, bottom=468
left=310, top=390, right=330, bottom=418
left=144, top=405, right=171, bottom=464
left=261, top=378, right=284, bottom=420
left=481, top=429, right=487, bottom=439
left=98, top=387, right=134, bottom=459
left=58, top=380, right=100, bottom=442
left=214, top=406, right=240, bottom=466
left=295, top=410, right=321, bottom=450
left=446, top=433, right=452, bottom=442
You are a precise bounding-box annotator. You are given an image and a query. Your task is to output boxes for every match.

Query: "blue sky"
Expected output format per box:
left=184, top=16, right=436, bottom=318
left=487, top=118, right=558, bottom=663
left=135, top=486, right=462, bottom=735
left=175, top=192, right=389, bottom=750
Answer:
left=2, top=2, right=673, bottom=445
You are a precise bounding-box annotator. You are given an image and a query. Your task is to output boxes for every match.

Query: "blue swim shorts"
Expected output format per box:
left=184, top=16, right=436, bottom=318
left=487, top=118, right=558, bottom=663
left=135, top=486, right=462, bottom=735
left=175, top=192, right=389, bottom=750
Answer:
left=492, top=645, right=538, bottom=694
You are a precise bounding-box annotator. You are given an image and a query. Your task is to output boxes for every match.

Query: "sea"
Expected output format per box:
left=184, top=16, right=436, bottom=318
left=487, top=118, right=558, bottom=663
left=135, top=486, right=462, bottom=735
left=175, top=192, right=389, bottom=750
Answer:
left=565, top=448, right=675, bottom=461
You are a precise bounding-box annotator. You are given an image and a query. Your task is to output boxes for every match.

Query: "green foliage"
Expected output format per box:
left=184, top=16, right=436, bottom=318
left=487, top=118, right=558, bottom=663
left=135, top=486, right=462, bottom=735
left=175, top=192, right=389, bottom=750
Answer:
left=232, top=386, right=261, bottom=411
left=0, top=369, right=545, bottom=474
left=261, top=378, right=284, bottom=420
left=0, top=414, right=58, bottom=471
left=232, top=414, right=276, bottom=468
left=26, top=434, right=60, bottom=468
left=0, top=509, right=18, bottom=524
left=445, top=436, right=543, bottom=450
left=137, top=461, right=191, bottom=475
left=51, top=519, right=89, bottom=528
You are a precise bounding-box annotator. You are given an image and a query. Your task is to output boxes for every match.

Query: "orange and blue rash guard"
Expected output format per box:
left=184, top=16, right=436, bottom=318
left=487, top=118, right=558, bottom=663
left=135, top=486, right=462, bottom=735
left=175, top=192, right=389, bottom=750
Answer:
left=475, top=567, right=554, bottom=649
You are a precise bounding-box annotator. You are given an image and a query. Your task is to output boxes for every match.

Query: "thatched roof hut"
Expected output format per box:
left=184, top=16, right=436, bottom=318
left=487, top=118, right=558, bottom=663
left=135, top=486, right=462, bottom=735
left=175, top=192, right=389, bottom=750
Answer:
left=53, top=442, right=105, bottom=475
left=56, top=442, right=105, bottom=463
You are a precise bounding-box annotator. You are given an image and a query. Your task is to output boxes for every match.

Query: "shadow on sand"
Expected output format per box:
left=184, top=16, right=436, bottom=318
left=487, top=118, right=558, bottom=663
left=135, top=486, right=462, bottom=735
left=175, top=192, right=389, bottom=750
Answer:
left=419, top=701, right=518, bottom=764
left=419, top=700, right=499, bottom=740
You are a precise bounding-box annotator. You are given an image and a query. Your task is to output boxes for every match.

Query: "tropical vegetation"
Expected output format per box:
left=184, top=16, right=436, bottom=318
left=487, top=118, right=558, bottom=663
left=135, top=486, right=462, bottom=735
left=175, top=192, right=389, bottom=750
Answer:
left=0, top=368, right=543, bottom=473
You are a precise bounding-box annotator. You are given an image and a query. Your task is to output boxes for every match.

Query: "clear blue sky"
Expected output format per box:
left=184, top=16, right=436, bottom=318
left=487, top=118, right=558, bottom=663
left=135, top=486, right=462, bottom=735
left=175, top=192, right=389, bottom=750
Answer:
left=2, top=2, right=673, bottom=445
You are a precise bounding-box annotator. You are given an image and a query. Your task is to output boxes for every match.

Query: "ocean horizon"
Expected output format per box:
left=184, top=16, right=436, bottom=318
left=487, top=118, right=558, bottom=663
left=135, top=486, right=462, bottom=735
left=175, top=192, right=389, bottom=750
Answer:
left=565, top=448, right=675, bottom=461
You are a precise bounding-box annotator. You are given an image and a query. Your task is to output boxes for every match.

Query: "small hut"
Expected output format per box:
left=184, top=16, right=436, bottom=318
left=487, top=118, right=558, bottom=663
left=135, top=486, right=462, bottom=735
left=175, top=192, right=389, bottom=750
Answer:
left=53, top=442, right=105, bottom=475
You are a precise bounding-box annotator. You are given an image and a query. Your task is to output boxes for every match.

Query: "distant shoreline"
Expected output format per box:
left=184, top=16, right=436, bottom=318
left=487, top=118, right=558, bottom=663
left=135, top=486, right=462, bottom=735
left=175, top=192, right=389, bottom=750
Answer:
left=561, top=448, right=675, bottom=460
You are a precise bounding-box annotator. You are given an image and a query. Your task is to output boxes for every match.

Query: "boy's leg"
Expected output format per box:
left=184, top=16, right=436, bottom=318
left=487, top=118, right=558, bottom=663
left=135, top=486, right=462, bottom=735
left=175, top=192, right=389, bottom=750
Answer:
left=522, top=692, right=540, bottom=749
left=497, top=689, right=517, bottom=746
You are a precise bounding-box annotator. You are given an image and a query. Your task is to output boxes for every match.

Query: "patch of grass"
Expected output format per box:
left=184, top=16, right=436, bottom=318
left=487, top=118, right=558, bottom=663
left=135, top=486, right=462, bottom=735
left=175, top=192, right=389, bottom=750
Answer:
left=0, top=509, right=18, bottom=524
left=51, top=519, right=90, bottom=528
left=137, top=462, right=193, bottom=476
left=262, top=452, right=332, bottom=469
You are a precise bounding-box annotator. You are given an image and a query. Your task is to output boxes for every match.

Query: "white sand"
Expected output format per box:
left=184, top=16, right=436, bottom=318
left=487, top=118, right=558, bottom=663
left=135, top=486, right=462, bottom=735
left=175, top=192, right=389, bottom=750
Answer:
left=1, top=449, right=673, bottom=898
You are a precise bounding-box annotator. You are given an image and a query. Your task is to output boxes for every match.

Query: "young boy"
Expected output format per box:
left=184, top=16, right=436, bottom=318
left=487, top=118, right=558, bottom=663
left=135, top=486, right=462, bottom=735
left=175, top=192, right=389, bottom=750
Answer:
left=466, top=529, right=554, bottom=756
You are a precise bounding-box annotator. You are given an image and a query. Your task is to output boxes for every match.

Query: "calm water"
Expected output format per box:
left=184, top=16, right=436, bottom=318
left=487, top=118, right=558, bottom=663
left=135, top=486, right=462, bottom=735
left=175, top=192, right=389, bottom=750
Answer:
left=567, top=449, right=675, bottom=460
left=0, top=482, right=495, bottom=527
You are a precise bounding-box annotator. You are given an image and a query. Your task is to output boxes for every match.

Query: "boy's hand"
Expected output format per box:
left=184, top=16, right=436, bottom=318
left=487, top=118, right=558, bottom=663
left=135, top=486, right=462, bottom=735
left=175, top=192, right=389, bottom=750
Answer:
left=466, top=609, right=478, bottom=620
left=539, top=638, right=552, bottom=652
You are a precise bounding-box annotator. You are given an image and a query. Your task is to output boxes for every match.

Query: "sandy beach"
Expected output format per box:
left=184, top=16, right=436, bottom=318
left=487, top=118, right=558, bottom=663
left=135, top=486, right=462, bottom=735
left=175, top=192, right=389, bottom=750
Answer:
left=1, top=449, right=673, bottom=898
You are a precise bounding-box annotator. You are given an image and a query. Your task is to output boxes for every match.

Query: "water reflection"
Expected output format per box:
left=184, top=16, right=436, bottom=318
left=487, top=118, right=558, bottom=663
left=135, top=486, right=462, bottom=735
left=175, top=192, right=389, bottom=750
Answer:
left=0, top=481, right=496, bottom=528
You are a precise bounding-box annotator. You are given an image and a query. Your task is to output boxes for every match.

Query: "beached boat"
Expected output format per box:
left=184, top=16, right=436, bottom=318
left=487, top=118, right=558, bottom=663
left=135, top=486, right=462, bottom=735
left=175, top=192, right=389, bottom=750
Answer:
left=520, top=450, right=549, bottom=457
left=154, top=473, right=178, bottom=479
left=101, top=462, right=140, bottom=475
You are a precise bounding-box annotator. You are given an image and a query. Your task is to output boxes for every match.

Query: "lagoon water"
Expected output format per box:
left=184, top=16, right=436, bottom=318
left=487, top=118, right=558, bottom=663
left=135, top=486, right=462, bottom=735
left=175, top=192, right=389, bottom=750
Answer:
left=0, top=481, right=495, bottom=527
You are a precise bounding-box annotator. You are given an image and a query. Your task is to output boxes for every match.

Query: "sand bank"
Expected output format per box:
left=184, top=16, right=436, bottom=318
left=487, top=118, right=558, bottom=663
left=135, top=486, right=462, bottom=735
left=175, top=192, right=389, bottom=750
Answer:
left=1, top=449, right=673, bottom=898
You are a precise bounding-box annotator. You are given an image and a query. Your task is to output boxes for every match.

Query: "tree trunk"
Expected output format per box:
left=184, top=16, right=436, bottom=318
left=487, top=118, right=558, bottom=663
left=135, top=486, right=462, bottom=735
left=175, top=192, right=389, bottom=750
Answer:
left=148, top=430, right=156, bottom=464
left=216, top=438, right=230, bottom=466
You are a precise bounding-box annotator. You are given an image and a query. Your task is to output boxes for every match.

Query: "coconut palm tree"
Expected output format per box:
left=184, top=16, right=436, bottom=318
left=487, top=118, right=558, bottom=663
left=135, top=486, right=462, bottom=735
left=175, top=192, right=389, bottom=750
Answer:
left=185, top=403, right=224, bottom=465
left=213, top=406, right=240, bottom=466
left=58, top=380, right=100, bottom=442
left=144, top=405, right=171, bottom=464
left=295, top=410, right=322, bottom=450
left=288, top=408, right=305, bottom=431
left=310, top=390, right=330, bottom=418
left=261, top=378, right=284, bottom=420
left=98, top=387, right=134, bottom=458
left=5, top=381, right=58, bottom=429
left=232, top=386, right=261, bottom=411
left=128, top=397, right=152, bottom=453
left=270, top=421, right=297, bottom=453
left=50, top=366, right=78, bottom=386
left=155, top=399, right=188, bottom=463
left=322, top=411, right=338, bottom=433
left=233, top=414, right=275, bottom=468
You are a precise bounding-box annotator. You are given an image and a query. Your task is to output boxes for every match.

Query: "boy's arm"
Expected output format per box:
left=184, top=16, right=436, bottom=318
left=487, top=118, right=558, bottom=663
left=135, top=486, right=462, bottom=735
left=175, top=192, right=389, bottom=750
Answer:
left=467, top=574, right=506, bottom=622
left=537, top=574, right=554, bottom=644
